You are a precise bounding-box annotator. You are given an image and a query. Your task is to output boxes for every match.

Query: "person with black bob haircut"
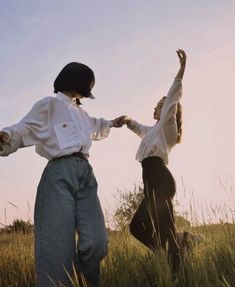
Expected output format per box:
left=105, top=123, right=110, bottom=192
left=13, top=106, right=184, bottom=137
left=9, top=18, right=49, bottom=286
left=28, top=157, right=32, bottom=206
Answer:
left=54, top=62, right=96, bottom=100
left=0, top=62, right=126, bottom=287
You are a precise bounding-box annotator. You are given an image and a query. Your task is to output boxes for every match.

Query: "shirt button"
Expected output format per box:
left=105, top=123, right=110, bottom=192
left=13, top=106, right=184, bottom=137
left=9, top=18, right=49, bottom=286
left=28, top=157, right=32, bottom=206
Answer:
left=62, top=124, right=67, bottom=128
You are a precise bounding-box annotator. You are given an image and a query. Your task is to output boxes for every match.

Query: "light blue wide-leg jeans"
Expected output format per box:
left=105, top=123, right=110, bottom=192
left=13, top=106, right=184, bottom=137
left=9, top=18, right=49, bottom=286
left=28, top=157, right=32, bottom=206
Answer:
left=34, top=156, right=108, bottom=287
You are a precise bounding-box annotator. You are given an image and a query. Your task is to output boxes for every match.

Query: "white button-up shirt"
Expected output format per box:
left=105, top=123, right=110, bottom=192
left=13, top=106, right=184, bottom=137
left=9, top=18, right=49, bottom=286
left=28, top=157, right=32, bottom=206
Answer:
left=127, top=78, right=182, bottom=164
left=0, top=92, right=113, bottom=160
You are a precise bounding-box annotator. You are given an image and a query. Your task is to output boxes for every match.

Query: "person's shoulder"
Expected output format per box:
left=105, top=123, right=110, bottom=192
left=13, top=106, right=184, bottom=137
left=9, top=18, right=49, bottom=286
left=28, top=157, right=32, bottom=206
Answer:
left=34, top=96, right=54, bottom=105
left=78, top=105, right=86, bottom=112
left=78, top=106, right=89, bottom=116
left=31, top=96, right=55, bottom=111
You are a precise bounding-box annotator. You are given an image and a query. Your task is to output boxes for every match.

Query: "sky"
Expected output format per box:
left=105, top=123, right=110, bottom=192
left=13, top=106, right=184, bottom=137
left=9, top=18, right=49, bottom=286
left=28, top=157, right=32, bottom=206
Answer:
left=0, top=0, right=234, bottom=226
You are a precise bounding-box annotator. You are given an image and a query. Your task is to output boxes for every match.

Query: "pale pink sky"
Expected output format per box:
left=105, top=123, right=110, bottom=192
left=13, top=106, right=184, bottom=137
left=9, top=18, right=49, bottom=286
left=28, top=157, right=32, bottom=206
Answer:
left=0, top=1, right=234, bottom=225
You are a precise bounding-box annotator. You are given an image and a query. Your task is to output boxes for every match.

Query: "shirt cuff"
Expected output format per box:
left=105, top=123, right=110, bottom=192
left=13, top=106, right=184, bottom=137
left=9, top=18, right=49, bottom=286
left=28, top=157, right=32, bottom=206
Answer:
left=108, top=120, right=114, bottom=128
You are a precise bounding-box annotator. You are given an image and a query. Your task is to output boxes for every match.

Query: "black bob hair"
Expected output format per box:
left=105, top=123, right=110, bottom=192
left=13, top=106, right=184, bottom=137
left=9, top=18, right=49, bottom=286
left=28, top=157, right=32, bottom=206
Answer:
left=54, top=62, right=95, bottom=98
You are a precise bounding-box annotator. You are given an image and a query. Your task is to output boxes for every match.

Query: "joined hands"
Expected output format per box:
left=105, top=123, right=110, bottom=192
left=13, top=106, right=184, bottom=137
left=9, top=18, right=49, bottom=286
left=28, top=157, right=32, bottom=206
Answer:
left=111, top=116, right=131, bottom=128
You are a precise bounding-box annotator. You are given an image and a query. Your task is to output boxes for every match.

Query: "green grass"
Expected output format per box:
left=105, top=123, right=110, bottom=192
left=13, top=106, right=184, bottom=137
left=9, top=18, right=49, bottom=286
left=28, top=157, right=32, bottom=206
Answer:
left=0, top=223, right=234, bottom=287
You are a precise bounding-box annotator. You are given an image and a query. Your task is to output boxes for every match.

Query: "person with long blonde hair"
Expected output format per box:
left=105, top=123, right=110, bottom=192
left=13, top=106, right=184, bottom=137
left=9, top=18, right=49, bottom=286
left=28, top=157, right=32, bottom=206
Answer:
left=123, top=50, right=186, bottom=274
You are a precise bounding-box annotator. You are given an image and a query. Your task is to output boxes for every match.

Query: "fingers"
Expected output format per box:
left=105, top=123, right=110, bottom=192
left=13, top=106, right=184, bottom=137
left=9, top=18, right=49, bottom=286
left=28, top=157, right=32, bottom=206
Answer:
left=0, top=131, right=9, bottom=143
left=112, top=116, right=123, bottom=127
left=119, top=115, right=129, bottom=126
left=176, top=49, right=186, bottom=68
left=123, top=116, right=131, bottom=125
left=121, top=115, right=132, bottom=125
left=0, top=132, right=5, bottom=143
left=176, top=49, right=186, bottom=59
left=176, top=51, right=182, bottom=61
left=112, top=115, right=130, bottom=127
left=116, top=116, right=126, bottom=125
left=0, top=132, right=9, bottom=152
left=177, top=49, right=186, bottom=56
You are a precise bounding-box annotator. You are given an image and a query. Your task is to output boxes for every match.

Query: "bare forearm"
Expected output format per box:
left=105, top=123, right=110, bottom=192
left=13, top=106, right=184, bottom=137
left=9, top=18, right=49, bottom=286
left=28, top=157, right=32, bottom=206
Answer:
left=175, top=64, right=185, bottom=80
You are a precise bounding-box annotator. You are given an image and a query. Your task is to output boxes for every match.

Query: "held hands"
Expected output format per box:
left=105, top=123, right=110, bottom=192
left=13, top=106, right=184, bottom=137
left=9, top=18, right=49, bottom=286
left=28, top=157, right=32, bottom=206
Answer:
left=111, top=115, right=131, bottom=128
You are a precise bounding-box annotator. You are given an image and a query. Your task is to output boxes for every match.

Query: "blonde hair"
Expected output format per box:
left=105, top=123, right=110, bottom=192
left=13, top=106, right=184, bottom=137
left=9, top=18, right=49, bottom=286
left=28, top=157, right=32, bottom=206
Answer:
left=176, top=102, right=182, bottom=144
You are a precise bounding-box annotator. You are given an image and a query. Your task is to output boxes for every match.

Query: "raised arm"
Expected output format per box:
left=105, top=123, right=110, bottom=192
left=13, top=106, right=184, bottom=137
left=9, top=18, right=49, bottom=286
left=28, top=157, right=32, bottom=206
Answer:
left=158, top=50, right=186, bottom=126
left=175, top=49, right=186, bottom=80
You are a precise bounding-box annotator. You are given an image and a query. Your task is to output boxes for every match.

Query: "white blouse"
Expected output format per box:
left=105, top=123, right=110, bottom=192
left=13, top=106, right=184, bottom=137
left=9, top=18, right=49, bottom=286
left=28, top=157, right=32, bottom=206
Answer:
left=127, top=78, right=182, bottom=164
left=0, top=92, right=112, bottom=160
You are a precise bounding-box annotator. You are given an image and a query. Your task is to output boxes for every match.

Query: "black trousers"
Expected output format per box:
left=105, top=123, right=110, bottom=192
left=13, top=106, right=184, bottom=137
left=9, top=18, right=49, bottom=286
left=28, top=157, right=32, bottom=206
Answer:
left=130, top=157, right=180, bottom=271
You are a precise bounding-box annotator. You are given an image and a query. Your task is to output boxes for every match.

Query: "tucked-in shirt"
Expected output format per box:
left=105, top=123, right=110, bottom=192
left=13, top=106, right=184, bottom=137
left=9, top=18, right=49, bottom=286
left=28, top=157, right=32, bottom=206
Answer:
left=127, top=78, right=182, bottom=164
left=0, top=92, right=113, bottom=160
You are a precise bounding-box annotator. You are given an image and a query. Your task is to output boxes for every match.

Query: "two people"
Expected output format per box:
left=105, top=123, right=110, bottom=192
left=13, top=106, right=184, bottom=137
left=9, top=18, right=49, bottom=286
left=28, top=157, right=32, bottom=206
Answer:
left=0, top=49, right=186, bottom=286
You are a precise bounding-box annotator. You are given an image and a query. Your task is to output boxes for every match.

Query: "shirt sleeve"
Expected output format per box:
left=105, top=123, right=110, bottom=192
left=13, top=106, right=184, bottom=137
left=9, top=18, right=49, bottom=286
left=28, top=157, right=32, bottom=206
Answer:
left=158, top=78, right=182, bottom=127
left=0, top=98, right=49, bottom=156
left=89, top=116, right=113, bottom=141
left=127, top=120, right=152, bottom=139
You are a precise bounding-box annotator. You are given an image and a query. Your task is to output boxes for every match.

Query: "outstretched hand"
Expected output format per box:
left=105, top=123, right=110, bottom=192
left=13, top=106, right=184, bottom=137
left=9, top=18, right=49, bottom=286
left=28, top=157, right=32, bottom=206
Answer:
left=175, top=49, right=186, bottom=80
left=112, top=115, right=129, bottom=128
left=0, top=131, right=9, bottom=143
left=176, top=49, right=186, bottom=68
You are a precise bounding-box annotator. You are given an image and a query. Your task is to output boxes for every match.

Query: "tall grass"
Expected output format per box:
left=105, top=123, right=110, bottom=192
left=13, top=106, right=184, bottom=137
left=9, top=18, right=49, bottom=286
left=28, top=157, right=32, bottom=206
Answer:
left=0, top=232, right=34, bottom=287
left=101, top=224, right=235, bottom=287
left=0, top=222, right=234, bottom=287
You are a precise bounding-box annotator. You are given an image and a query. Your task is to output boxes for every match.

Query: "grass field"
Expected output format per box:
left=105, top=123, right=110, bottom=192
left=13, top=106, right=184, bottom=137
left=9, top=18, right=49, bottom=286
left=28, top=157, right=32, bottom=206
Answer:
left=0, top=221, right=234, bottom=287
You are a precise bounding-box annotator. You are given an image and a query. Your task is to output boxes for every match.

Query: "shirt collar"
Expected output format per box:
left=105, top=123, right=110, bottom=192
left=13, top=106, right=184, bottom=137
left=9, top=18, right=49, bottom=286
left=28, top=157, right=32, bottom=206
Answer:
left=56, top=92, right=77, bottom=106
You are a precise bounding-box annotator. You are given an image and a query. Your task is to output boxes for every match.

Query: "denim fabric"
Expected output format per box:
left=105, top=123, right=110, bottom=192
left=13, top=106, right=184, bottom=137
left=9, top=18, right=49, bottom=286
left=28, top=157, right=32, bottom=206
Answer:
left=34, top=156, right=108, bottom=287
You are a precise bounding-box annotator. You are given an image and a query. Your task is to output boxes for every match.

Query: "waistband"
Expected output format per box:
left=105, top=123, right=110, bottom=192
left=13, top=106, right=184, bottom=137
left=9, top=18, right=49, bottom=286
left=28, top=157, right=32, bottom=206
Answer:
left=51, top=152, right=88, bottom=161
left=141, top=156, right=165, bottom=167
